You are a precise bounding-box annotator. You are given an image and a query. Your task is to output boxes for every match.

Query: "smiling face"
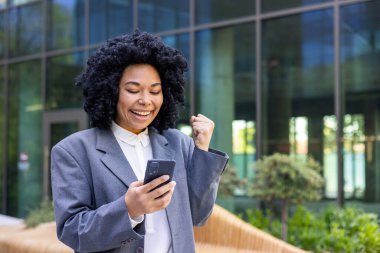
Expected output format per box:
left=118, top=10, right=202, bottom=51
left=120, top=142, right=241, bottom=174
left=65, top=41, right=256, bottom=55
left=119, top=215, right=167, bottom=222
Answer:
left=115, top=64, right=163, bottom=134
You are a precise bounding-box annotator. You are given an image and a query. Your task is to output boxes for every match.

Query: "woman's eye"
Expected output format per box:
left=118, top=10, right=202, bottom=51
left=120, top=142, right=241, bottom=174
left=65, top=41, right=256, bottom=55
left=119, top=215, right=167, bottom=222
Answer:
left=151, top=91, right=161, bottom=95
left=127, top=90, right=139, bottom=94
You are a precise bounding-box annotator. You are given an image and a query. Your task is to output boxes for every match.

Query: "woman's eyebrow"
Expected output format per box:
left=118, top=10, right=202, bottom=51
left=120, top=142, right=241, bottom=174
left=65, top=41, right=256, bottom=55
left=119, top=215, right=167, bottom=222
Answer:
left=124, top=81, right=140, bottom=86
left=124, top=82, right=161, bottom=86
left=151, top=82, right=161, bottom=87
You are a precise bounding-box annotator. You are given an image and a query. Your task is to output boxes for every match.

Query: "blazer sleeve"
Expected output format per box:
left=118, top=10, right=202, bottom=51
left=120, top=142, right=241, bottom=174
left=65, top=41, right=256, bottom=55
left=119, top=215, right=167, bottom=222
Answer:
left=51, top=145, right=144, bottom=252
left=186, top=140, right=229, bottom=226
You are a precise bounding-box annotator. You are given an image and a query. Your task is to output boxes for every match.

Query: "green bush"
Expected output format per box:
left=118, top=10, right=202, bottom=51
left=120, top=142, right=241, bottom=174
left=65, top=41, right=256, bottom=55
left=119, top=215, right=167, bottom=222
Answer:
left=24, top=201, right=55, bottom=228
left=248, top=153, right=324, bottom=240
left=245, top=208, right=282, bottom=239
left=218, top=164, right=247, bottom=197
left=246, top=205, right=380, bottom=253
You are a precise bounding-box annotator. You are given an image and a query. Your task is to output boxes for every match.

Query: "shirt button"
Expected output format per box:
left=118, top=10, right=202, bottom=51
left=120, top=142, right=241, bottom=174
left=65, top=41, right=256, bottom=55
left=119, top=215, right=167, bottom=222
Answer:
left=136, top=246, right=143, bottom=253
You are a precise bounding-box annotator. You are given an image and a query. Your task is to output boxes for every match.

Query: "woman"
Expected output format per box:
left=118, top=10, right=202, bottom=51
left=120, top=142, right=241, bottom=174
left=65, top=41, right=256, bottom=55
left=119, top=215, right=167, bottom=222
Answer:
left=51, top=31, right=229, bottom=253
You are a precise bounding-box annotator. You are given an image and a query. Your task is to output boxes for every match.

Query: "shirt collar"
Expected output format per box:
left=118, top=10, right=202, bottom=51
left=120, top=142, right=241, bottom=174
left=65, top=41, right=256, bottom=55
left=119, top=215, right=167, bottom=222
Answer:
left=111, top=121, right=150, bottom=147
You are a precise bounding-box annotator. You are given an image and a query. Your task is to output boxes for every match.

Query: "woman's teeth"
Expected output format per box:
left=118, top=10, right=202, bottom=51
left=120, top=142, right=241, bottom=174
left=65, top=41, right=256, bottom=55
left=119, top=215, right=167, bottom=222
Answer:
left=132, top=110, right=151, bottom=116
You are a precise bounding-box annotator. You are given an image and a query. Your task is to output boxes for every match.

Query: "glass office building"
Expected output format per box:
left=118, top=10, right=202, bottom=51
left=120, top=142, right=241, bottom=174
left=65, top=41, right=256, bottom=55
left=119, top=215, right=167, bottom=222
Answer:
left=0, top=0, right=379, bottom=217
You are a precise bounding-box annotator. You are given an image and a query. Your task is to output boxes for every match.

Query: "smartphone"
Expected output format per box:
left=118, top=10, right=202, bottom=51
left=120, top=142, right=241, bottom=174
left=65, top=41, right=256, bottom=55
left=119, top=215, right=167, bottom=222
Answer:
left=143, top=159, right=176, bottom=190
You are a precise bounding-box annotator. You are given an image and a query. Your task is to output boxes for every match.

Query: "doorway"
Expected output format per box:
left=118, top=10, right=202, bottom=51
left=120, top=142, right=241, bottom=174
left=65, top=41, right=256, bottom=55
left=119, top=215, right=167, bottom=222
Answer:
left=43, top=109, right=88, bottom=200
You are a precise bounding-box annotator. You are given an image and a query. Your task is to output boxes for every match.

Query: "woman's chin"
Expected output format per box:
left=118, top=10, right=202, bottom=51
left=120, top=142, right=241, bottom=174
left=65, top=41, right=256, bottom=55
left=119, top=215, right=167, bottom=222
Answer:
left=128, top=121, right=153, bottom=133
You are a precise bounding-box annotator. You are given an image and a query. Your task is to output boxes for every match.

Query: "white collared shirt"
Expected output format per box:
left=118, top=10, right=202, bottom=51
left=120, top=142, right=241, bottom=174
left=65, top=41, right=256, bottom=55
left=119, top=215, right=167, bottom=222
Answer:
left=111, top=122, right=172, bottom=253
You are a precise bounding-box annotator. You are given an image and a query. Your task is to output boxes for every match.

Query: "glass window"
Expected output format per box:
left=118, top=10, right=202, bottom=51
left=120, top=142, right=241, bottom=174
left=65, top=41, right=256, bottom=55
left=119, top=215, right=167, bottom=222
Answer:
left=341, top=1, right=380, bottom=202
left=0, top=66, right=3, bottom=209
left=195, top=0, right=254, bottom=25
left=9, top=3, right=42, bottom=57
left=10, top=0, right=39, bottom=6
left=138, top=0, right=189, bottom=32
left=8, top=60, right=42, bottom=217
left=196, top=24, right=256, bottom=182
left=289, top=116, right=309, bottom=161
left=323, top=115, right=337, bottom=198
left=90, top=0, right=133, bottom=44
left=47, top=0, right=85, bottom=50
left=0, top=11, right=4, bottom=58
left=343, top=114, right=365, bottom=199
left=262, top=0, right=332, bottom=13
left=262, top=10, right=334, bottom=196
left=162, top=33, right=190, bottom=124
left=89, top=47, right=97, bottom=56
left=45, top=53, right=84, bottom=110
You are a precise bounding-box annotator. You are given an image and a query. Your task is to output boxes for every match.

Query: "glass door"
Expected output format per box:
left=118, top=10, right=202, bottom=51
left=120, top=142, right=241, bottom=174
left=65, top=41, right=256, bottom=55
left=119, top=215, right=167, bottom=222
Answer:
left=43, top=109, right=87, bottom=200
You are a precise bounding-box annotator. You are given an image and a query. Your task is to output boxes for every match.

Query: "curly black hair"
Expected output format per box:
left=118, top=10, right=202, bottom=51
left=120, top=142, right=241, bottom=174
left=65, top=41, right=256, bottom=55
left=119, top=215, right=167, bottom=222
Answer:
left=76, top=30, right=187, bottom=133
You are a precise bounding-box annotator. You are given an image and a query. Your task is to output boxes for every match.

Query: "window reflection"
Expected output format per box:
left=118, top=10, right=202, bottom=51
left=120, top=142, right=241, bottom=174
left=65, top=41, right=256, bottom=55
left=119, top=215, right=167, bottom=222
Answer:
left=9, top=3, right=42, bottom=57
left=343, top=114, right=365, bottom=199
left=8, top=60, right=42, bottom=217
left=0, top=11, right=4, bottom=58
left=323, top=114, right=366, bottom=199
left=162, top=34, right=190, bottom=123
left=196, top=24, right=256, bottom=183
left=47, top=0, right=85, bottom=50
left=10, top=0, right=39, bottom=6
left=323, top=115, right=337, bottom=198
left=138, top=0, right=189, bottom=32
left=341, top=1, right=380, bottom=202
left=45, top=53, right=84, bottom=109
left=233, top=120, right=255, bottom=179
left=0, top=66, right=3, bottom=207
left=195, top=0, right=254, bottom=24
left=90, top=0, right=133, bottom=44
left=262, top=9, right=334, bottom=198
left=289, top=117, right=308, bottom=161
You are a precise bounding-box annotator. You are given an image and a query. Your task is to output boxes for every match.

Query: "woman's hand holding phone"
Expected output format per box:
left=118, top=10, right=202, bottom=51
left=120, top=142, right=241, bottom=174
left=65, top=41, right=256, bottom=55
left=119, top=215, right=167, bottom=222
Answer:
left=124, top=176, right=176, bottom=219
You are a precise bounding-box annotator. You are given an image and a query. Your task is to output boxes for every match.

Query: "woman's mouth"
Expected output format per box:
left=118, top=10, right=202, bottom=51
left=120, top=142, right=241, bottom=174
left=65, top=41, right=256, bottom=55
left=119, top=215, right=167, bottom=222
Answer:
left=130, top=110, right=152, bottom=117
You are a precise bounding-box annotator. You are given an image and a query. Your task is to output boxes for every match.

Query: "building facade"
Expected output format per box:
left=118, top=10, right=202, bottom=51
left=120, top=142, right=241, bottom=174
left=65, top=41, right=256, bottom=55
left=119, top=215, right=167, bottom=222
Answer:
left=0, top=0, right=379, bottom=217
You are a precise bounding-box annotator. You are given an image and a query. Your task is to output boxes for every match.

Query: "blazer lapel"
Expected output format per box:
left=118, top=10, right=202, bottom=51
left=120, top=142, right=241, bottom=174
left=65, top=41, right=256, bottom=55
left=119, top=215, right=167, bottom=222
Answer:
left=96, top=128, right=138, bottom=187
left=149, top=128, right=174, bottom=161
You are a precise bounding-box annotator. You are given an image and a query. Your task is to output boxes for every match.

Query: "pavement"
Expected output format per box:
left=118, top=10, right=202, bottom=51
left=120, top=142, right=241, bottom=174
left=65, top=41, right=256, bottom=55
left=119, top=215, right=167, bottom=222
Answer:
left=0, top=214, right=23, bottom=225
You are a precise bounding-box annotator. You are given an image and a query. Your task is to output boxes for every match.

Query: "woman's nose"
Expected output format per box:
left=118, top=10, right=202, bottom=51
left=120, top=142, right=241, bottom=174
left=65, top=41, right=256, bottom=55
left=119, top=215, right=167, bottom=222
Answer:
left=138, top=94, right=151, bottom=105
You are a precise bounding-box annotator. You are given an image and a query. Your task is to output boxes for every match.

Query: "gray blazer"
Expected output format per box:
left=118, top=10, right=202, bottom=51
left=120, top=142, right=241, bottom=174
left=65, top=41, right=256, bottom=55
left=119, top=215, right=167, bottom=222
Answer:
left=51, top=127, right=228, bottom=253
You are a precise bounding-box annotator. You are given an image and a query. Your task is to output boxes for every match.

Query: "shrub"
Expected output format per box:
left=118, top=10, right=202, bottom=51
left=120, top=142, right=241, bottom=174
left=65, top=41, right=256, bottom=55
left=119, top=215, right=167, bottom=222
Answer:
left=245, top=205, right=380, bottom=253
left=248, top=153, right=324, bottom=240
left=24, top=201, right=55, bottom=228
left=218, top=164, right=247, bottom=197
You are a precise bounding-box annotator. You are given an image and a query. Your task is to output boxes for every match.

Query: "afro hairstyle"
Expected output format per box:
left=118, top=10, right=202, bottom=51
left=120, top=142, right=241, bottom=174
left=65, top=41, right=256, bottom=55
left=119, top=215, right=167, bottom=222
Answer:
left=75, top=30, right=188, bottom=133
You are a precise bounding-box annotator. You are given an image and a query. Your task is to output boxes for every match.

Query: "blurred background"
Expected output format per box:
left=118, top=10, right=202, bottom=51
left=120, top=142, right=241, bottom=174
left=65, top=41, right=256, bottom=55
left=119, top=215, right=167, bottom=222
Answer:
left=0, top=0, right=379, bottom=219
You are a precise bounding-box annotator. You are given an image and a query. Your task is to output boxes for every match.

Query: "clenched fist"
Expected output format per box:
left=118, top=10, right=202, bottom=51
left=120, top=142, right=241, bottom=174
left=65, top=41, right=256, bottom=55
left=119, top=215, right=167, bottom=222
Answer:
left=190, top=114, right=215, bottom=152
